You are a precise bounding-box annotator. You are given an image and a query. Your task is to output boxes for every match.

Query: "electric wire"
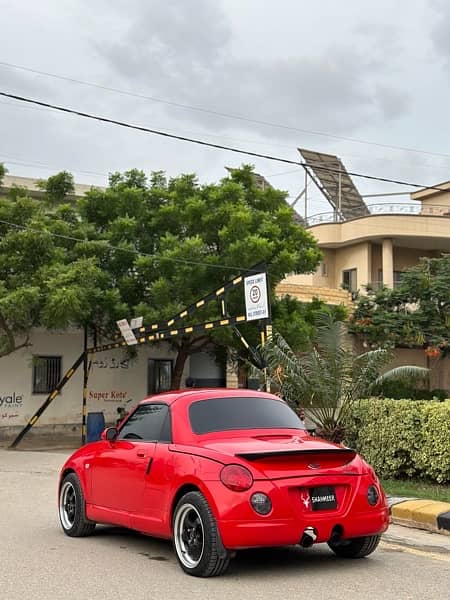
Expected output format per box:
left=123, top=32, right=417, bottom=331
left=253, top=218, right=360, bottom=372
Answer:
left=2, top=60, right=450, bottom=160
left=0, top=218, right=266, bottom=274
left=0, top=155, right=107, bottom=179
left=0, top=91, right=448, bottom=193
left=3, top=98, right=450, bottom=179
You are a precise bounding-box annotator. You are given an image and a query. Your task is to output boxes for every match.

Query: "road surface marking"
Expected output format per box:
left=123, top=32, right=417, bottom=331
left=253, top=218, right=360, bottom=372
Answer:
left=381, top=541, right=450, bottom=564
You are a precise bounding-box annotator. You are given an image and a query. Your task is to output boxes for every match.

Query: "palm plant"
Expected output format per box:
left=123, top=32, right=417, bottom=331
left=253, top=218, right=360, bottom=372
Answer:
left=255, top=313, right=428, bottom=442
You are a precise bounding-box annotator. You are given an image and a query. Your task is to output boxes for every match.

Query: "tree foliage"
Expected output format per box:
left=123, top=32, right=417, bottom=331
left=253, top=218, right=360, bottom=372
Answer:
left=37, top=171, right=75, bottom=205
left=350, top=256, right=450, bottom=359
left=0, top=165, right=322, bottom=385
left=0, top=162, right=6, bottom=186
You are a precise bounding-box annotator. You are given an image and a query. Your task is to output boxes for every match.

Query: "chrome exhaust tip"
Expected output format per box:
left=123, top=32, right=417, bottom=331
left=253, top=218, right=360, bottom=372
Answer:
left=300, top=526, right=317, bottom=548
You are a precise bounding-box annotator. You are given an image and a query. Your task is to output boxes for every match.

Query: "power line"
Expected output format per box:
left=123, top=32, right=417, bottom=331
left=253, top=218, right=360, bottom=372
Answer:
left=0, top=91, right=448, bottom=193
left=0, top=218, right=265, bottom=274
left=2, top=60, right=450, bottom=161
left=0, top=98, right=303, bottom=154
left=4, top=89, right=450, bottom=177
left=0, top=154, right=107, bottom=179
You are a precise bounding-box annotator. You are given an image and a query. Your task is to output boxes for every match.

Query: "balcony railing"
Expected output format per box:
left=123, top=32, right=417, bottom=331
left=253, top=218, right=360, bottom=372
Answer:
left=306, top=203, right=450, bottom=226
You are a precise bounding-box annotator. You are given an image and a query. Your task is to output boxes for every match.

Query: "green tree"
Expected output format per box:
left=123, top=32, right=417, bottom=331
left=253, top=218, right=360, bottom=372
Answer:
left=0, top=179, right=125, bottom=358
left=37, top=171, right=75, bottom=205
left=350, top=256, right=450, bottom=359
left=255, top=313, right=428, bottom=442
left=0, top=166, right=322, bottom=387
left=78, top=165, right=322, bottom=386
left=0, top=162, right=6, bottom=186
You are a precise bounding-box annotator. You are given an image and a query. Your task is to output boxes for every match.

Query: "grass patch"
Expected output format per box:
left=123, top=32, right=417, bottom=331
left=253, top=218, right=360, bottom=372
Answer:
left=381, top=478, right=450, bottom=503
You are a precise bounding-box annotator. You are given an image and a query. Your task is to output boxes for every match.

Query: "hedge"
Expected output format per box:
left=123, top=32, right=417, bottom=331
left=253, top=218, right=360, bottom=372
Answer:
left=343, top=399, right=450, bottom=483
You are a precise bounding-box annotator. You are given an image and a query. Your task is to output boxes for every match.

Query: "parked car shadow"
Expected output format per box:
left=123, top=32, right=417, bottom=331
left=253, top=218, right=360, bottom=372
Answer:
left=91, top=525, right=384, bottom=578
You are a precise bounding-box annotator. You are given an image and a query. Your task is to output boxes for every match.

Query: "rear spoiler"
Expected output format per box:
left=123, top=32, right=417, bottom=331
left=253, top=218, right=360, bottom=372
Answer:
left=235, top=448, right=356, bottom=461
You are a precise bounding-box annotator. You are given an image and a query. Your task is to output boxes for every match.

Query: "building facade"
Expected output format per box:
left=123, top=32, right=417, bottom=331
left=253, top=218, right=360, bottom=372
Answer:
left=0, top=328, right=226, bottom=443
left=290, top=191, right=450, bottom=294
left=283, top=180, right=450, bottom=391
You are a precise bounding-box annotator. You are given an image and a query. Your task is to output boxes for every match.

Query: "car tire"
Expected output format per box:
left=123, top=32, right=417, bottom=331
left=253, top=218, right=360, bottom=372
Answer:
left=172, top=491, right=230, bottom=577
left=328, top=534, right=381, bottom=558
left=59, top=473, right=96, bottom=537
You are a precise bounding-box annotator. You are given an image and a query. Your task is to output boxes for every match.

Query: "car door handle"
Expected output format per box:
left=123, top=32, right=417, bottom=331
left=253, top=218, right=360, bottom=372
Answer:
left=137, top=451, right=146, bottom=458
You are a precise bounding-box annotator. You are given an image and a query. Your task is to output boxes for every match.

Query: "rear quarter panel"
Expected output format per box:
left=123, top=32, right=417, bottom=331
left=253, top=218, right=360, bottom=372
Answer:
left=59, top=444, right=98, bottom=501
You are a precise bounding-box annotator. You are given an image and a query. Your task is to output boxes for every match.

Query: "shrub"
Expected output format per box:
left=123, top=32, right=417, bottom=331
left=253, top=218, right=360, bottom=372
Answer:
left=373, top=378, right=446, bottom=400
left=416, top=402, right=450, bottom=483
left=343, top=399, right=450, bottom=483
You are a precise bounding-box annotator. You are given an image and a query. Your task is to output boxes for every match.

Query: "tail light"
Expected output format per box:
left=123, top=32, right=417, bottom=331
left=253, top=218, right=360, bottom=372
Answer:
left=367, top=485, right=379, bottom=506
left=220, top=464, right=253, bottom=492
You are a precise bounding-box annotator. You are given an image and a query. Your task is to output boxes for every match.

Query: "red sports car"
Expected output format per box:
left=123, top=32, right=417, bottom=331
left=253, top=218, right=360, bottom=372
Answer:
left=58, top=389, right=389, bottom=577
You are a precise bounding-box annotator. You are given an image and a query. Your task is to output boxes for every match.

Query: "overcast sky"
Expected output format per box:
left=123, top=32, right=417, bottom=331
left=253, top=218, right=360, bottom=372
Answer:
left=1, top=0, right=450, bottom=217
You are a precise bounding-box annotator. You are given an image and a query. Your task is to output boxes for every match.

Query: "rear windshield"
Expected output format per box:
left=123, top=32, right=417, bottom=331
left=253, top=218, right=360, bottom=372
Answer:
left=189, top=396, right=305, bottom=434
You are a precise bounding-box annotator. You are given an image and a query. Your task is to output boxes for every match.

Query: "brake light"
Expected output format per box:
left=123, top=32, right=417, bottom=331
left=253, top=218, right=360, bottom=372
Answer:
left=220, top=464, right=253, bottom=491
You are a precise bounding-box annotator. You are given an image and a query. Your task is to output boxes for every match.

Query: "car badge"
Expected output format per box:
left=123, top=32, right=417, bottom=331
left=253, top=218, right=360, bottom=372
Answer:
left=301, top=493, right=311, bottom=509
left=307, top=463, right=321, bottom=469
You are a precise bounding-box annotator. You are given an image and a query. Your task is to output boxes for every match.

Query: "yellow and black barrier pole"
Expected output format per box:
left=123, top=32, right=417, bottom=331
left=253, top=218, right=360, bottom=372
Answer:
left=260, top=264, right=272, bottom=393
left=259, top=324, right=270, bottom=392
left=81, top=325, right=89, bottom=445
left=9, top=352, right=85, bottom=449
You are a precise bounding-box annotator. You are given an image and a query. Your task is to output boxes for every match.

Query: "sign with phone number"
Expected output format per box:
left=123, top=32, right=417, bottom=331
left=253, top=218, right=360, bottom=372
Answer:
left=244, top=272, right=269, bottom=321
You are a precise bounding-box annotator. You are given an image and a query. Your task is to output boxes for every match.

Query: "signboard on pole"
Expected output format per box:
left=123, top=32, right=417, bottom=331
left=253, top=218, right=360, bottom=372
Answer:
left=244, top=272, right=269, bottom=321
left=130, top=316, right=143, bottom=330
left=116, top=319, right=138, bottom=345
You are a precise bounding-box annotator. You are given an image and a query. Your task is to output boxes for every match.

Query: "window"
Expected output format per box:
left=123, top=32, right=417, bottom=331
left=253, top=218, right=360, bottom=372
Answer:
left=118, top=404, right=171, bottom=442
left=394, top=271, right=404, bottom=287
left=148, top=359, right=172, bottom=394
left=189, top=396, right=305, bottom=434
left=342, top=269, right=357, bottom=292
left=32, top=356, right=61, bottom=394
left=378, top=269, right=404, bottom=288
left=321, top=262, right=328, bottom=277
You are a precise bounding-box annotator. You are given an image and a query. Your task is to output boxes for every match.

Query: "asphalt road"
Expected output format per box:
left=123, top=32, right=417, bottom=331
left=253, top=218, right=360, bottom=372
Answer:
left=1, top=449, right=449, bottom=600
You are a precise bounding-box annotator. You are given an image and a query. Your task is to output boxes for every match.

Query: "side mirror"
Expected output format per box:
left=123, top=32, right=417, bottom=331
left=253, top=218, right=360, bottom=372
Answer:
left=101, top=427, right=118, bottom=442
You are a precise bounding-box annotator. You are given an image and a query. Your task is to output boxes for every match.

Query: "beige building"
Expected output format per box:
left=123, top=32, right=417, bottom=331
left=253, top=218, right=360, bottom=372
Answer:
left=279, top=165, right=450, bottom=391
left=289, top=193, right=450, bottom=293
left=0, top=174, right=104, bottom=199
left=289, top=197, right=450, bottom=292
left=280, top=151, right=450, bottom=294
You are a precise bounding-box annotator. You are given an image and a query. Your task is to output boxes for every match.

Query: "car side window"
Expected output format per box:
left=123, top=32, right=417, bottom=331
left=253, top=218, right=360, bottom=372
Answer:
left=118, top=404, right=171, bottom=442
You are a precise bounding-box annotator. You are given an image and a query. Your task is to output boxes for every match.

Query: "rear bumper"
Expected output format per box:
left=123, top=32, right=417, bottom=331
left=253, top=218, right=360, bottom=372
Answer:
left=219, top=506, right=389, bottom=549
left=204, top=473, right=390, bottom=550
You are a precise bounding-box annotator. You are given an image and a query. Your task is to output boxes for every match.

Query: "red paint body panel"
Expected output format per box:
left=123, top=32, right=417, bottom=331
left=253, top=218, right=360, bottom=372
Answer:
left=59, top=389, right=389, bottom=549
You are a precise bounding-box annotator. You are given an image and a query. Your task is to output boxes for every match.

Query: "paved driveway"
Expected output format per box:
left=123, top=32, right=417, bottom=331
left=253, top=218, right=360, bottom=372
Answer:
left=1, top=449, right=449, bottom=599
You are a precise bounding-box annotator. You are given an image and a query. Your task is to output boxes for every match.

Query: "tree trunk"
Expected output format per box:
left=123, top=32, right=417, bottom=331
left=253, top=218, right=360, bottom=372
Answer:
left=171, top=341, right=190, bottom=389
left=237, top=362, right=248, bottom=388
left=0, top=316, right=31, bottom=358
left=171, top=335, right=213, bottom=390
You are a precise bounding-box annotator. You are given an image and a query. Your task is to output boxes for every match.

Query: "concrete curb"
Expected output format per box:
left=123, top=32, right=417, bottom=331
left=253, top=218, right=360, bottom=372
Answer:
left=388, top=496, right=450, bottom=536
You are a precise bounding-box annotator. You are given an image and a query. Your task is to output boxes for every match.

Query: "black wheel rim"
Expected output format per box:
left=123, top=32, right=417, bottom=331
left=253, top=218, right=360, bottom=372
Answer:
left=59, top=481, right=76, bottom=530
left=174, top=503, right=205, bottom=568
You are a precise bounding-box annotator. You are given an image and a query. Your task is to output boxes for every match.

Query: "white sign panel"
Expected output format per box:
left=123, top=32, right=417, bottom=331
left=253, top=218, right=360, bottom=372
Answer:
left=116, top=318, right=138, bottom=345
left=130, top=316, right=143, bottom=330
left=244, top=272, right=269, bottom=321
